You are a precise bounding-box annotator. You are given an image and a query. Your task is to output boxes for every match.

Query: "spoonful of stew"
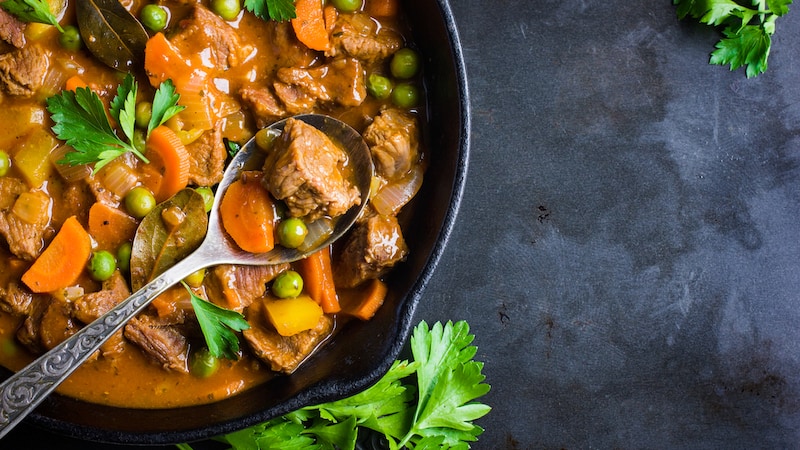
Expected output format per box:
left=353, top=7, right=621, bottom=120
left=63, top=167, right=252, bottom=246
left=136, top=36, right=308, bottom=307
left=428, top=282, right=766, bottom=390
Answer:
left=0, top=113, right=374, bottom=438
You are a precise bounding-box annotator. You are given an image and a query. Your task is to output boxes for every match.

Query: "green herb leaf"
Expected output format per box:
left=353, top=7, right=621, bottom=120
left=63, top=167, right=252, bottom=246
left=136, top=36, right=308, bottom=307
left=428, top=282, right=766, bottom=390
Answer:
left=110, top=73, right=138, bottom=145
left=1, top=0, right=63, bottom=32
left=215, top=320, right=491, bottom=449
left=148, top=79, right=184, bottom=137
left=674, top=0, right=792, bottom=77
left=46, top=86, right=145, bottom=173
left=185, top=282, right=250, bottom=360
left=244, top=0, right=296, bottom=22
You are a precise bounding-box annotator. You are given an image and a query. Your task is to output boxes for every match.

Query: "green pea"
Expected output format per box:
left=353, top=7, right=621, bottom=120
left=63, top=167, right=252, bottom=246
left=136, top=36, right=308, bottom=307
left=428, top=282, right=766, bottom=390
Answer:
left=190, top=347, right=220, bottom=378
left=195, top=186, right=214, bottom=212
left=89, top=250, right=117, bottom=281
left=277, top=218, right=308, bottom=249
left=183, top=268, right=206, bottom=288
left=125, top=186, right=157, bottom=219
left=272, top=270, right=303, bottom=299
left=135, top=102, right=152, bottom=129
left=254, top=128, right=280, bottom=151
left=117, top=242, right=132, bottom=273
left=391, top=83, right=420, bottom=108
left=0, top=151, right=10, bottom=177
left=332, top=0, right=362, bottom=12
left=140, top=4, right=168, bottom=31
left=211, top=0, right=241, bottom=21
left=59, top=25, right=82, bottom=52
left=390, top=48, right=420, bottom=79
left=367, top=73, right=393, bottom=100
left=132, top=128, right=146, bottom=153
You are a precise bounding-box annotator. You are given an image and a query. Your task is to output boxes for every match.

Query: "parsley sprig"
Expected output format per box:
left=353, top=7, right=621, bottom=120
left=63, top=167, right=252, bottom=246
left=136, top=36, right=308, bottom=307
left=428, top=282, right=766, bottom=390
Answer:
left=0, top=0, right=63, bottom=32
left=244, top=0, right=296, bottom=22
left=674, top=0, right=793, bottom=77
left=184, top=282, right=250, bottom=360
left=47, top=73, right=184, bottom=173
left=215, top=321, right=492, bottom=449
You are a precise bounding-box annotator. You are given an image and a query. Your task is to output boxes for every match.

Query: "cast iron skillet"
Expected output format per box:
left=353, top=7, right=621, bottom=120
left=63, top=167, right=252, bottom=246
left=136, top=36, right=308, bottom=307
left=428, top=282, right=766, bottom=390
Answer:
left=1, top=0, right=470, bottom=444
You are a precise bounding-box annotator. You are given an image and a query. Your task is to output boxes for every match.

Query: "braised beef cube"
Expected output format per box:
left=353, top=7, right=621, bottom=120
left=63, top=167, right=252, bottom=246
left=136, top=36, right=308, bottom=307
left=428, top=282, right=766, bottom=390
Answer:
left=0, top=44, right=49, bottom=97
left=58, top=182, right=94, bottom=225
left=0, top=282, right=41, bottom=316
left=334, top=214, right=408, bottom=288
left=186, top=122, right=227, bottom=187
left=273, top=58, right=365, bottom=114
left=16, top=295, right=50, bottom=354
left=205, top=263, right=289, bottom=312
left=0, top=177, right=25, bottom=210
left=0, top=8, right=25, bottom=48
left=124, top=314, right=189, bottom=373
left=263, top=118, right=361, bottom=220
left=72, top=271, right=130, bottom=324
left=327, top=13, right=403, bottom=62
left=242, top=300, right=333, bottom=373
left=363, top=108, right=420, bottom=180
left=170, top=4, right=252, bottom=70
left=0, top=191, right=52, bottom=261
left=39, top=299, right=79, bottom=350
left=239, top=86, right=287, bottom=127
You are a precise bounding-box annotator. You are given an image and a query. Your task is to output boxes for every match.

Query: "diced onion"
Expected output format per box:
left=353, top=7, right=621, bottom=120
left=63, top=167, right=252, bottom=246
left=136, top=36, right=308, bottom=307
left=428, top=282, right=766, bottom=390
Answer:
left=11, top=191, right=51, bottom=224
left=298, top=217, right=334, bottom=252
left=50, top=145, right=91, bottom=182
left=98, top=160, right=139, bottom=198
left=371, top=165, right=424, bottom=216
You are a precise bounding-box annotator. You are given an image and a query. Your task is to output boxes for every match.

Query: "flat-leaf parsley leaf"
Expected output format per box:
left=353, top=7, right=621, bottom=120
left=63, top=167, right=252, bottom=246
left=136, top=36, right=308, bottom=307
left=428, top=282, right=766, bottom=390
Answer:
left=674, top=0, right=793, bottom=77
left=1, top=0, right=64, bottom=32
left=244, top=0, right=296, bottom=22
left=184, top=282, right=250, bottom=360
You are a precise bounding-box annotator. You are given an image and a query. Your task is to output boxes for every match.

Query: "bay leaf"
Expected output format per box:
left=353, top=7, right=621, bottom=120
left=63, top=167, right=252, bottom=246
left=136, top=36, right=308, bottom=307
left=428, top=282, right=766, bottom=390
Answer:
left=130, top=189, right=208, bottom=291
left=76, top=0, right=149, bottom=71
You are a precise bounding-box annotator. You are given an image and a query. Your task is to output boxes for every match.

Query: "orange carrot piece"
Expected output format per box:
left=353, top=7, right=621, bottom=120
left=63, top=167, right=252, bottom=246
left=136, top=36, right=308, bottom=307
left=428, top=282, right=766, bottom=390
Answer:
left=292, top=0, right=330, bottom=51
left=65, top=75, right=88, bottom=92
left=141, top=125, right=191, bottom=202
left=21, top=216, right=92, bottom=293
left=366, top=0, right=399, bottom=17
left=296, top=246, right=340, bottom=313
left=323, top=4, right=338, bottom=34
left=144, top=32, right=190, bottom=87
left=219, top=174, right=276, bottom=253
left=339, top=278, right=388, bottom=320
left=88, top=203, right=139, bottom=251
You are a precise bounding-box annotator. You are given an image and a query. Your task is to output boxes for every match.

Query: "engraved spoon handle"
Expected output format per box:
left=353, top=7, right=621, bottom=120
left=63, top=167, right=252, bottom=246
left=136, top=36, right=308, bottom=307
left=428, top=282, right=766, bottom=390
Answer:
left=0, top=254, right=201, bottom=439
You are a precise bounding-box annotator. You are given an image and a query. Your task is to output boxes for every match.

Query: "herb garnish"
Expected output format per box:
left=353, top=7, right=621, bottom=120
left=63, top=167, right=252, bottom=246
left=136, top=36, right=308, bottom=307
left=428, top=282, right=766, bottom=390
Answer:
left=184, top=282, right=250, bottom=360
left=214, top=321, right=491, bottom=449
left=244, top=0, right=297, bottom=22
left=674, top=0, right=793, bottom=77
left=0, top=0, right=64, bottom=32
left=47, top=73, right=184, bottom=173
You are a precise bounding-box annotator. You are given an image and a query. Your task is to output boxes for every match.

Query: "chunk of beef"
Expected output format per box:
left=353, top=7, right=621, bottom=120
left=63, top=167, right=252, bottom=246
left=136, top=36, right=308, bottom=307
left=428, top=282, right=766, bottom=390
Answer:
left=263, top=117, right=361, bottom=220
left=0, top=189, right=51, bottom=261
left=16, top=294, right=49, bottom=354
left=0, top=177, right=25, bottom=210
left=273, top=58, right=366, bottom=114
left=334, top=214, right=408, bottom=288
left=0, top=7, right=25, bottom=48
left=0, top=282, right=42, bottom=316
left=327, top=13, right=402, bottom=62
left=239, top=86, right=288, bottom=127
left=242, top=299, right=333, bottom=373
left=124, top=314, right=189, bottom=373
left=0, top=44, right=49, bottom=97
left=363, top=108, right=420, bottom=180
left=58, top=181, right=94, bottom=225
left=39, top=299, right=79, bottom=350
left=72, top=271, right=130, bottom=324
left=267, top=21, right=316, bottom=67
left=170, top=4, right=252, bottom=70
left=186, top=122, right=227, bottom=187
left=205, top=263, right=289, bottom=312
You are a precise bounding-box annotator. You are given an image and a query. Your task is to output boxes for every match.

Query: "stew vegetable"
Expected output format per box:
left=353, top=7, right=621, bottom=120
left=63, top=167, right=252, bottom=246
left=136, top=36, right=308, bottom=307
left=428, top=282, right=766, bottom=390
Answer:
left=0, top=0, right=424, bottom=408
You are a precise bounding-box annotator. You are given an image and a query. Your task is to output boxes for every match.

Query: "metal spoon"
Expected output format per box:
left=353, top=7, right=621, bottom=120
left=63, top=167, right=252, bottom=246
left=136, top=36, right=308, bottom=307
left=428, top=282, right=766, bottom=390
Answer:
left=0, top=114, right=374, bottom=438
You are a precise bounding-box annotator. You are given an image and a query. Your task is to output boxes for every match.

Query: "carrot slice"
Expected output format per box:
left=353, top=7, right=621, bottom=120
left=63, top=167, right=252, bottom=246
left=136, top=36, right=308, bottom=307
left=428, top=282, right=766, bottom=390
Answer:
left=141, top=125, right=191, bottom=202
left=366, top=0, right=399, bottom=17
left=88, top=203, right=139, bottom=251
left=21, top=216, right=92, bottom=293
left=339, top=278, right=388, bottom=320
left=65, top=75, right=88, bottom=92
left=219, top=174, right=275, bottom=253
left=292, top=0, right=330, bottom=51
left=144, top=32, right=191, bottom=87
left=323, top=4, right=338, bottom=34
left=295, top=246, right=340, bottom=313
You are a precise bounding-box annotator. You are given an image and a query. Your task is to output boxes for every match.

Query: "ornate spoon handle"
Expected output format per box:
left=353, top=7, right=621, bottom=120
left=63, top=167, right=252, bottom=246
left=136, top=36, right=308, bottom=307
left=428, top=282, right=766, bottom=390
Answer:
left=0, top=256, right=198, bottom=439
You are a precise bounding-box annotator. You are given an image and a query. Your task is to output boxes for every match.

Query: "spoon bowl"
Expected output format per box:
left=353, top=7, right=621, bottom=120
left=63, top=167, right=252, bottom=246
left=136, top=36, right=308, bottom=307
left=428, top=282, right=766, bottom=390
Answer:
left=0, top=114, right=374, bottom=438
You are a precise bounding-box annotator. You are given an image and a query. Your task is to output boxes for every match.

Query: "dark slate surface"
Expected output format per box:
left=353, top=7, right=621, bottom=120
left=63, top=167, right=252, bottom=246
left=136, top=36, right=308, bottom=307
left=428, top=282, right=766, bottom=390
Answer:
left=7, top=0, right=800, bottom=448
